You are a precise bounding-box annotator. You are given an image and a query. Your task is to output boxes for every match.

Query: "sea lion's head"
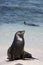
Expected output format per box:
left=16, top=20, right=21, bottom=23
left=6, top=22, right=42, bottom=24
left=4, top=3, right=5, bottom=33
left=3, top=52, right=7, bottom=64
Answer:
left=16, top=30, right=25, bottom=38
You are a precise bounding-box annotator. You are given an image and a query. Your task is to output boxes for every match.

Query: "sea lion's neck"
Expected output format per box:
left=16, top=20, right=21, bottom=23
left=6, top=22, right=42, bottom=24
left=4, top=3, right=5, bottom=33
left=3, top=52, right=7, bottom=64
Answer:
left=17, top=35, right=23, bottom=41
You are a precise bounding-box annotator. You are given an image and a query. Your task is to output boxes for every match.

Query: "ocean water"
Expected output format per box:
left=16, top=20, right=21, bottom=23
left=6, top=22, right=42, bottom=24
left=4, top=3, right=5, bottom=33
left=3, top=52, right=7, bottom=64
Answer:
left=0, top=0, right=43, bottom=24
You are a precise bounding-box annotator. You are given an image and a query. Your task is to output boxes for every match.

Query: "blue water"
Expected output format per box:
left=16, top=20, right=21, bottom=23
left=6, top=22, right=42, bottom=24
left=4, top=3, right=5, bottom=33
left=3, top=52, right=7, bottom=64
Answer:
left=0, top=0, right=43, bottom=24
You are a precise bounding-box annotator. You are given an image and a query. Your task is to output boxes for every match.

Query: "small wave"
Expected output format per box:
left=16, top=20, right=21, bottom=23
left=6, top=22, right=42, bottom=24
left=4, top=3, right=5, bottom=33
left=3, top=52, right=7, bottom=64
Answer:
left=0, top=5, right=29, bottom=11
left=0, top=5, right=43, bottom=24
left=0, top=5, right=43, bottom=14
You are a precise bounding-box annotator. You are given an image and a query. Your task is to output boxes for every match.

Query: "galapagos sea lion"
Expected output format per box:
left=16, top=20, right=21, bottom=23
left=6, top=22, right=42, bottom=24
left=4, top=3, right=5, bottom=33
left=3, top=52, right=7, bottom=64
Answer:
left=7, top=30, right=33, bottom=61
left=24, top=21, right=39, bottom=26
left=7, top=30, right=25, bottom=61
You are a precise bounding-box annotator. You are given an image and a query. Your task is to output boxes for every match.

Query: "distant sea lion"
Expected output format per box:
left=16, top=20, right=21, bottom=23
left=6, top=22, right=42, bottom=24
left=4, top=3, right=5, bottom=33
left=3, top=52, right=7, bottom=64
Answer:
left=24, top=21, right=39, bottom=26
left=7, top=30, right=33, bottom=61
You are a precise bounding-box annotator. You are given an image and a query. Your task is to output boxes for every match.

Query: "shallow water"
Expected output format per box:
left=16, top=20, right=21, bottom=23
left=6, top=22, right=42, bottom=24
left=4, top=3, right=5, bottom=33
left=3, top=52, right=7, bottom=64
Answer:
left=0, top=23, right=43, bottom=48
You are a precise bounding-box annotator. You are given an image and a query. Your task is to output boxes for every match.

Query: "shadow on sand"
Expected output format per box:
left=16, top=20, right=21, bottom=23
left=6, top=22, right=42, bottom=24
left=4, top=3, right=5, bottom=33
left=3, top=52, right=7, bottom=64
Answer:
left=6, top=57, right=38, bottom=62
left=15, top=63, right=23, bottom=65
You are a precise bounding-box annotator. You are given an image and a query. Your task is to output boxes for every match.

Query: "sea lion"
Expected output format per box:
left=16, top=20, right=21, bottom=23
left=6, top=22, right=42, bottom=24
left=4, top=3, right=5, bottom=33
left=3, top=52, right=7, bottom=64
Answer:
left=7, top=30, right=33, bottom=61
left=7, top=30, right=25, bottom=61
left=24, top=21, right=39, bottom=26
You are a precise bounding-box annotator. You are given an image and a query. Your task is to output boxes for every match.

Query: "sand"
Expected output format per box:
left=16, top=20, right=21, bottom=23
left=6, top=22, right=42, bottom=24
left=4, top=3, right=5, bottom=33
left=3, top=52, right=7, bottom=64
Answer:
left=0, top=45, right=43, bottom=65
left=0, top=23, right=43, bottom=65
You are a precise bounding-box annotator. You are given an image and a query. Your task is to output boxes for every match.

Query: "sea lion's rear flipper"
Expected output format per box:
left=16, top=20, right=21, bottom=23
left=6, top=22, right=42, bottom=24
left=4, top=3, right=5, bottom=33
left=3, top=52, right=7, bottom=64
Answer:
left=23, top=51, right=36, bottom=59
left=24, top=51, right=32, bottom=58
left=20, top=51, right=32, bottom=60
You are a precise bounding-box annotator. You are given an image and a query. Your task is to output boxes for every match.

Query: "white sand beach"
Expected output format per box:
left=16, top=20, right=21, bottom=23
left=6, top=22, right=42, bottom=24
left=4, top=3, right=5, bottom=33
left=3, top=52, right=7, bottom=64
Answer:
left=0, top=23, right=43, bottom=65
